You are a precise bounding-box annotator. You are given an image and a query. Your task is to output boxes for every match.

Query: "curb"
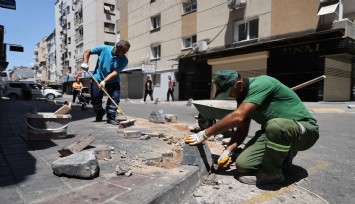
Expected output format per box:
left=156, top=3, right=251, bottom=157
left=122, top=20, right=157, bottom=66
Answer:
left=115, top=165, right=201, bottom=204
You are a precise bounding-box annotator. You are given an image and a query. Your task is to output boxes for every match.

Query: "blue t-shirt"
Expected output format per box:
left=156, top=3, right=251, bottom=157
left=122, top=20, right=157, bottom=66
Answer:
left=90, top=45, right=128, bottom=84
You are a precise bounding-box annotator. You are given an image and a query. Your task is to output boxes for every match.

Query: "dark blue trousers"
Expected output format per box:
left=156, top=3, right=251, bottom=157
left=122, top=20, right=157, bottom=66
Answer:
left=91, top=81, right=120, bottom=120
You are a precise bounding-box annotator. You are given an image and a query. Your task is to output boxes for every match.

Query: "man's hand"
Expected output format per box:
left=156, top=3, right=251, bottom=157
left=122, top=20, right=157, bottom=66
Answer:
left=184, top=130, right=208, bottom=145
left=98, top=81, right=106, bottom=89
left=217, top=150, right=233, bottom=168
left=81, top=63, right=89, bottom=72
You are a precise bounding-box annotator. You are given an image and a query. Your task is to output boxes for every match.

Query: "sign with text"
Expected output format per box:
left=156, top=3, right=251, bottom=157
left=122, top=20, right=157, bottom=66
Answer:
left=142, top=64, right=156, bottom=74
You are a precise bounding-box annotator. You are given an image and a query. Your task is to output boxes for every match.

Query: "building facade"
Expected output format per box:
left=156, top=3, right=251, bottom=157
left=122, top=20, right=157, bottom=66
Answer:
left=118, top=0, right=355, bottom=101
left=54, top=0, right=119, bottom=92
left=46, top=30, right=57, bottom=83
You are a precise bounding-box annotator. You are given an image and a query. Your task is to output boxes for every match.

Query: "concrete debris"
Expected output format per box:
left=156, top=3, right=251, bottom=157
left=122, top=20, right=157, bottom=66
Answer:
left=118, top=130, right=141, bottom=139
left=154, top=98, right=160, bottom=104
left=140, top=135, right=151, bottom=140
left=52, top=150, right=99, bottom=179
left=115, top=164, right=129, bottom=175
left=125, top=170, right=132, bottom=177
left=58, top=134, right=95, bottom=157
left=214, top=134, right=224, bottom=141
left=93, top=145, right=111, bottom=160
left=164, top=114, right=177, bottom=123
left=149, top=110, right=165, bottom=123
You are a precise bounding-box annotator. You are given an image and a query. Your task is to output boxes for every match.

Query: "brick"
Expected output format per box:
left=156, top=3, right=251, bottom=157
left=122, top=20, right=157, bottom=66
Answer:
left=93, top=145, right=111, bottom=160
left=58, top=134, right=95, bottom=156
left=164, top=114, right=177, bottom=123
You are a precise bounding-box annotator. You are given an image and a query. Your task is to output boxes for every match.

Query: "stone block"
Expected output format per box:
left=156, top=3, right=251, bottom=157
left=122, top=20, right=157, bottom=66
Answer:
left=164, top=114, right=177, bottom=123
left=52, top=151, right=99, bottom=179
left=93, top=145, right=111, bottom=160
left=181, top=143, right=213, bottom=175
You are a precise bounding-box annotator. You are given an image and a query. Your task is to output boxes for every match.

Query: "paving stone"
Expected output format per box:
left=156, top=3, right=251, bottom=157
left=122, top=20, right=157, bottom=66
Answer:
left=52, top=150, right=99, bottom=179
left=106, top=174, right=154, bottom=188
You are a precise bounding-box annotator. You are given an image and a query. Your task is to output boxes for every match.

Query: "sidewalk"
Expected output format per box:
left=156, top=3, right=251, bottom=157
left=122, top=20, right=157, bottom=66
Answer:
left=1, top=97, right=354, bottom=203
left=0, top=99, right=201, bottom=204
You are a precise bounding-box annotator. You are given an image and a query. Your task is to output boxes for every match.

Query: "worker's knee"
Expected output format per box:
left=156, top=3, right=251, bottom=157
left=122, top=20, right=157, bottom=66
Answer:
left=235, top=155, right=259, bottom=174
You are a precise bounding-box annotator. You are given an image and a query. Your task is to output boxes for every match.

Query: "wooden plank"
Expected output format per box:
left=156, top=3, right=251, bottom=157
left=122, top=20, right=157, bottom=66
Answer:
left=58, top=134, right=95, bottom=156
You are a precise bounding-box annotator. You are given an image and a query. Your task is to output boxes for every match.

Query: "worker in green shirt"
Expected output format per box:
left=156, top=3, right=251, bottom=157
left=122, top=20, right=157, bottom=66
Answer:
left=185, top=70, right=319, bottom=185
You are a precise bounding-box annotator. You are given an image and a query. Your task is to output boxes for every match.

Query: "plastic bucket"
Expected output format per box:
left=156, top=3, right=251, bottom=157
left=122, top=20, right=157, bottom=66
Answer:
left=26, top=112, right=71, bottom=140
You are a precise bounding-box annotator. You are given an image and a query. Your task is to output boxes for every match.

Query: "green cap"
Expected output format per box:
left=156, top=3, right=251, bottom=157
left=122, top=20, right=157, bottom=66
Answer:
left=213, top=70, right=239, bottom=100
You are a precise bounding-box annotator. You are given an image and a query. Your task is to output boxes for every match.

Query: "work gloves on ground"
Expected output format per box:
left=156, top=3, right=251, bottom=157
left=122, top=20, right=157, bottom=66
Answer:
left=184, top=130, right=208, bottom=145
left=217, top=149, right=233, bottom=168
left=81, top=63, right=89, bottom=72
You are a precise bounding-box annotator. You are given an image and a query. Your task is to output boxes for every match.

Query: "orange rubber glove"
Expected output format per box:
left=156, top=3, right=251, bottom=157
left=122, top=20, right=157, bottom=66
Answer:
left=217, top=150, right=233, bottom=168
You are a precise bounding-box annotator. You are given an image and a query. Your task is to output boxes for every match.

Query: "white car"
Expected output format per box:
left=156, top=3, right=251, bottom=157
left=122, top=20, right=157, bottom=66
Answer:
left=4, top=81, right=62, bottom=100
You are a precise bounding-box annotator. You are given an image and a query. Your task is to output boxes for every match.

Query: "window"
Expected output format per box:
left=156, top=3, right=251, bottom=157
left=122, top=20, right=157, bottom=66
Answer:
left=104, top=22, right=115, bottom=33
left=151, top=45, right=161, bottom=59
left=68, top=37, right=71, bottom=44
left=151, top=74, right=161, bottom=86
left=151, top=15, right=161, bottom=30
left=234, top=18, right=259, bottom=42
left=183, top=0, right=197, bottom=14
left=104, top=3, right=115, bottom=15
left=68, top=22, right=71, bottom=29
left=182, top=35, right=197, bottom=49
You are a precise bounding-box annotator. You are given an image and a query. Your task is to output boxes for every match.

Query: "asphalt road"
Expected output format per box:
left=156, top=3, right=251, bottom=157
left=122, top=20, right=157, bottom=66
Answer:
left=60, top=94, right=355, bottom=203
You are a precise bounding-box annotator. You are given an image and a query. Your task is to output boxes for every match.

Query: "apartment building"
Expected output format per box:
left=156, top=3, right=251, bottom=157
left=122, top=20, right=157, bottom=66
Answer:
left=54, top=0, right=119, bottom=92
left=118, top=0, right=355, bottom=101
left=46, top=30, right=57, bottom=83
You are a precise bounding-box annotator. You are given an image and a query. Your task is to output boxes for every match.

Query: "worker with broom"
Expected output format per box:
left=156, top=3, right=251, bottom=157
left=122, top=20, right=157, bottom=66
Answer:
left=80, top=40, right=130, bottom=125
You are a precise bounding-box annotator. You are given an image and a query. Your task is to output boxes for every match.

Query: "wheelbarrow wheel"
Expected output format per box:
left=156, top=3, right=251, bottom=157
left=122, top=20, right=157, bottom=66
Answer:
left=197, top=114, right=215, bottom=130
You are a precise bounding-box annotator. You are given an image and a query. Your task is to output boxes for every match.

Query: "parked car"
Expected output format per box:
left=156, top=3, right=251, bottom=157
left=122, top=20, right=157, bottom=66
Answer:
left=3, top=81, right=63, bottom=100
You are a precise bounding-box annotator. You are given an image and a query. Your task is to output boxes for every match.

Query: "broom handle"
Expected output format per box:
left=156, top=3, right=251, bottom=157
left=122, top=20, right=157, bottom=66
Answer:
left=86, top=70, right=127, bottom=120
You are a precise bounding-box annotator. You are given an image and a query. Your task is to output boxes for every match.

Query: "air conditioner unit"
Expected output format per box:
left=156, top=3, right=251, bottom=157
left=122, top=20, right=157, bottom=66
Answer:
left=228, top=0, right=246, bottom=9
left=104, top=27, right=110, bottom=32
left=192, top=41, right=208, bottom=53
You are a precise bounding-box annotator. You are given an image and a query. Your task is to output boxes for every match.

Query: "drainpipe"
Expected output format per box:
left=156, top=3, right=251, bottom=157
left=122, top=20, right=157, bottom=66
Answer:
left=338, top=0, right=343, bottom=21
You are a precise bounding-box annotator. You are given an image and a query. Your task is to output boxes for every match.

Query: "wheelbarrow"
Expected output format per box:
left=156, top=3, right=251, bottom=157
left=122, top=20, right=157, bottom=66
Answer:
left=193, top=100, right=237, bottom=130
left=192, top=75, right=326, bottom=130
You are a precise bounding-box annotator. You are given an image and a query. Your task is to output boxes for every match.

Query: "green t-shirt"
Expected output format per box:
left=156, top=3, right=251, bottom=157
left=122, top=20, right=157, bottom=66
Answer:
left=243, top=76, right=318, bottom=129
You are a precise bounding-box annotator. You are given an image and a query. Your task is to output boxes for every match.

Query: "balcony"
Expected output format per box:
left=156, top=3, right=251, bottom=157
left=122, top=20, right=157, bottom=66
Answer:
left=332, top=18, right=355, bottom=40
left=75, top=35, right=83, bottom=44
left=74, top=17, right=83, bottom=27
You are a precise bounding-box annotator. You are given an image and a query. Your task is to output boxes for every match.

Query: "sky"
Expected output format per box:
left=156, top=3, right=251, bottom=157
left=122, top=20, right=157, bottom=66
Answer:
left=0, top=0, right=57, bottom=71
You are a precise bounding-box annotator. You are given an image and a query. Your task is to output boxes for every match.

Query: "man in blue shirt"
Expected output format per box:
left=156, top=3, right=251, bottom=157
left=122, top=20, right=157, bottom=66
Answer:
left=81, top=40, right=130, bottom=125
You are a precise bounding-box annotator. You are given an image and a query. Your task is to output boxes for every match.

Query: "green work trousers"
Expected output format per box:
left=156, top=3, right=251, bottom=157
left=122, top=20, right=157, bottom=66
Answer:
left=235, top=118, right=319, bottom=175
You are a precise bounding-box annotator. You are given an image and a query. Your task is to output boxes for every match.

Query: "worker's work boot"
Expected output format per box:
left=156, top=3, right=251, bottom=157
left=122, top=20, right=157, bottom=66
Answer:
left=237, top=170, right=284, bottom=185
left=95, top=109, right=105, bottom=122
left=107, top=119, right=120, bottom=125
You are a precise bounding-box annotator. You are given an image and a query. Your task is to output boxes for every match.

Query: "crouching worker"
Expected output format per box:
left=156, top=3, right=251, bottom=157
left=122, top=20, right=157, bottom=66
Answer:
left=185, top=70, right=319, bottom=185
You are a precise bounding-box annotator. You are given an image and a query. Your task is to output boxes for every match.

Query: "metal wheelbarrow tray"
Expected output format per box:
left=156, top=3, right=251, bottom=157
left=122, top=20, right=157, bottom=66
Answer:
left=192, top=100, right=237, bottom=129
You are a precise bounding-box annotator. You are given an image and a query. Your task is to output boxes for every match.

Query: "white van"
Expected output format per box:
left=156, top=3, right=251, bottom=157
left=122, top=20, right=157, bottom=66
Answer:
left=3, top=81, right=62, bottom=100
